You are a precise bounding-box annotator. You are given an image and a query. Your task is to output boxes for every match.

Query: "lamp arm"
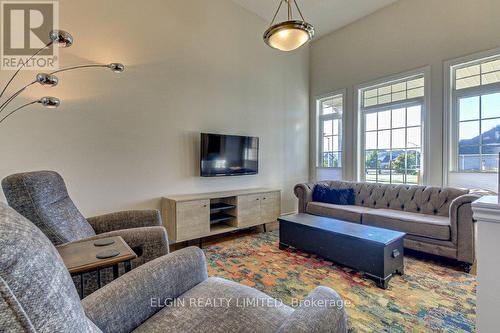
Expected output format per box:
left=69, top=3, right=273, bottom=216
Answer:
left=0, top=81, right=37, bottom=113
left=0, top=42, right=53, bottom=100
left=0, top=101, right=38, bottom=126
left=49, top=64, right=109, bottom=75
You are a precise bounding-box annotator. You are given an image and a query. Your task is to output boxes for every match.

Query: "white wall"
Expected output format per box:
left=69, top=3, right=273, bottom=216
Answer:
left=471, top=196, right=500, bottom=332
left=310, top=0, right=500, bottom=190
left=0, top=0, right=309, bottom=216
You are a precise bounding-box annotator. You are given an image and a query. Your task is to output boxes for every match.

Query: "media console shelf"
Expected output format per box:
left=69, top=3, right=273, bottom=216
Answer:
left=210, top=202, right=236, bottom=212
left=161, top=188, right=281, bottom=243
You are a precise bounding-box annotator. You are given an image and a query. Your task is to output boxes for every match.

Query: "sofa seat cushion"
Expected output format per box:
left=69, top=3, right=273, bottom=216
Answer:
left=306, top=202, right=375, bottom=223
left=132, top=277, right=293, bottom=333
left=363, top=209, right=451, bottom=240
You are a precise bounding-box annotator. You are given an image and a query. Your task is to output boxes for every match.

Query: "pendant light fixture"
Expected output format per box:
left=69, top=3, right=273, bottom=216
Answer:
left=263, top=0, right=314, bottom=52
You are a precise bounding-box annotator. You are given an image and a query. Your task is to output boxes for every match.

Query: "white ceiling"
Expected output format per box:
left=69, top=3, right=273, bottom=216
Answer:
left=231, top=0, right=398, bottom=38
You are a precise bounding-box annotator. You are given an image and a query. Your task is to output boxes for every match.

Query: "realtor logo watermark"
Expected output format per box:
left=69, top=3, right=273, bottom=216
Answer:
left=1, top=0, right=59, bottom=70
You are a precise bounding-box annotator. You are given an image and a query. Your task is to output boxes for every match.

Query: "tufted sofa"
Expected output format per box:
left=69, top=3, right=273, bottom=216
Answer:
left=294, top=181, right=481, bottom=270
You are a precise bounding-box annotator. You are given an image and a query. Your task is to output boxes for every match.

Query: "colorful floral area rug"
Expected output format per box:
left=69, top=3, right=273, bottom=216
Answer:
left=204, top=231, right=476, bottom=332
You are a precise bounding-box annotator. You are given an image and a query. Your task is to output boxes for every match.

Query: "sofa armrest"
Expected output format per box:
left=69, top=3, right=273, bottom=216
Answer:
left=449, top=193, right=481, bottom=263
left=277, top=286, right=347, bottom=333
left=87, top=210, right=162, bottom=234
left=82, top=247, right=208, bottom=333
left=79, top=226, right=169, bottom=266
left=294, top=183, right=315, bottom=213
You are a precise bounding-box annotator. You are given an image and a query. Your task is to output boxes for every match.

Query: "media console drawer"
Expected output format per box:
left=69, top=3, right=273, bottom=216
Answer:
left=162, top=188, right=281, bottom=242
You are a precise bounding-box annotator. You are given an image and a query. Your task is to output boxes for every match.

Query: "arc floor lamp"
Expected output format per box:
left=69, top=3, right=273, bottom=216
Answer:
left=0, top=30, right=124, bottom=126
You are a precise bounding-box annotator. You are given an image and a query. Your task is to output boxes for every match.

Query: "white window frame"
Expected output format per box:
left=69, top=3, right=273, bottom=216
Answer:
left=444, top=48, right=500, bottom=180
left=315, top=90, right=346, bottom=170
left=355, top=67, right=431, bottom=184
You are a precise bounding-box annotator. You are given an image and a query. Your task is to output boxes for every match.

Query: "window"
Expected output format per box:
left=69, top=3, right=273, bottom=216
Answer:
left=451, top=54, right=500, bottom=172
left=359, top=74, right=425, bottom=184
left=317, top=93, right=343, bottom=168
left=362, top=77, right=424, bottom=108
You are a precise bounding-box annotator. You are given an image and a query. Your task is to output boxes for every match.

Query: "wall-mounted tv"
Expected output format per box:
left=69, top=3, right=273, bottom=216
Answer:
left=200, top=133, right=259, bottom=177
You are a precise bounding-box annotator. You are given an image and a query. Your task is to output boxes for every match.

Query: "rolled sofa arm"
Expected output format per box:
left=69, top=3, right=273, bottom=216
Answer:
left=277, top=286, right=347, bottom=333
left=82, top=247, right=208, bottom=333
left=294, top=183, right=315, bottom=213
left=87, top=209, right=162, bottom=234
left=449, top=193, right=481, bottom=264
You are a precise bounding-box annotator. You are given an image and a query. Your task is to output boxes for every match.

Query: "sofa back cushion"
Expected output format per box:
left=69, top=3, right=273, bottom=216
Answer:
left=2, top=171, right=96, bottom=245
left=315, top=181, right=468, bottom=217
left=312, top=185, right=355, bottom=205
left=0, top=202, right=96, bottom=332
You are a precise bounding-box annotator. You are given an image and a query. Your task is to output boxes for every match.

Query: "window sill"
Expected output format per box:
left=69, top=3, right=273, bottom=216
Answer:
left=316, top=167, right=342, bottom=170
left=449, top=171, right=498, bottom=174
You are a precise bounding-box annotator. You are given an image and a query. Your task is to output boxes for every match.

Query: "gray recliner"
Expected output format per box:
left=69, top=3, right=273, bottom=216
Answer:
left=1, top=171, right=169, bottom=296
left=0, top=202, right=348, bottom=333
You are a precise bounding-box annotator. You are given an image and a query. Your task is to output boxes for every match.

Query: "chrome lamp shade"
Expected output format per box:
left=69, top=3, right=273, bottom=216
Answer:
left=36, top=73, right=59, bottom=86
left=109, top=63, right=125, bottom=73
left=49, top=30, right=73, bottom=47
left=39, top=96, right=60, bottom=108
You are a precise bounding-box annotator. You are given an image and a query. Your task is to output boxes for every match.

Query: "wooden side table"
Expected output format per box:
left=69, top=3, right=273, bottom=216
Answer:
left=57, top=236, right=137, bottom=298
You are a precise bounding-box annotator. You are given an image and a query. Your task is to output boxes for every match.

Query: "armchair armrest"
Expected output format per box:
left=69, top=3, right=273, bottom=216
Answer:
left=277, top=286, right=347, bottom=333
left=87, top=210, right=161, bottom=234
left=81, top=226, right=169, bottom=265
left=82, top=247, right=208, bottom=333
left=449, top=193, right=481, bottom=263
left=294, top=183, right=315, bottom=213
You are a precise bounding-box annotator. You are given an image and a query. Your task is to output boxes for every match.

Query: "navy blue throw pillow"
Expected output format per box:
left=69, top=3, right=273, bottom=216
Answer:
left=312, top=185, right=355, bottom=205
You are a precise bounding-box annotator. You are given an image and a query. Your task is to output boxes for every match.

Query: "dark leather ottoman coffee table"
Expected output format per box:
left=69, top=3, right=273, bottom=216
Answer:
left=278, top=213, right=405, bottom=289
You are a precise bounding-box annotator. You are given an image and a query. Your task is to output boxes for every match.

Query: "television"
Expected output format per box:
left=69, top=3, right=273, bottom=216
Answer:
left=200, top=133, right=259, bottom=177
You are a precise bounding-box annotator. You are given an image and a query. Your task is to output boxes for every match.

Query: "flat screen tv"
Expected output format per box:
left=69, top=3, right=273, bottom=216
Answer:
left=200, top=133, right=259, bottom=177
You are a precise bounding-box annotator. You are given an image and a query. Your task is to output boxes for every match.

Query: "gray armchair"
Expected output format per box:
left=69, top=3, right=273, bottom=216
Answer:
left=0, top=202, right=348, bottom=333
left=1, top=171, right=169, bottom=295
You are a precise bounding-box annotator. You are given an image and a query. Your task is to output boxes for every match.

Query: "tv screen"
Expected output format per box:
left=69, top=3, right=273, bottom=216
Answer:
left=200, top=133, right=259, bottom=177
